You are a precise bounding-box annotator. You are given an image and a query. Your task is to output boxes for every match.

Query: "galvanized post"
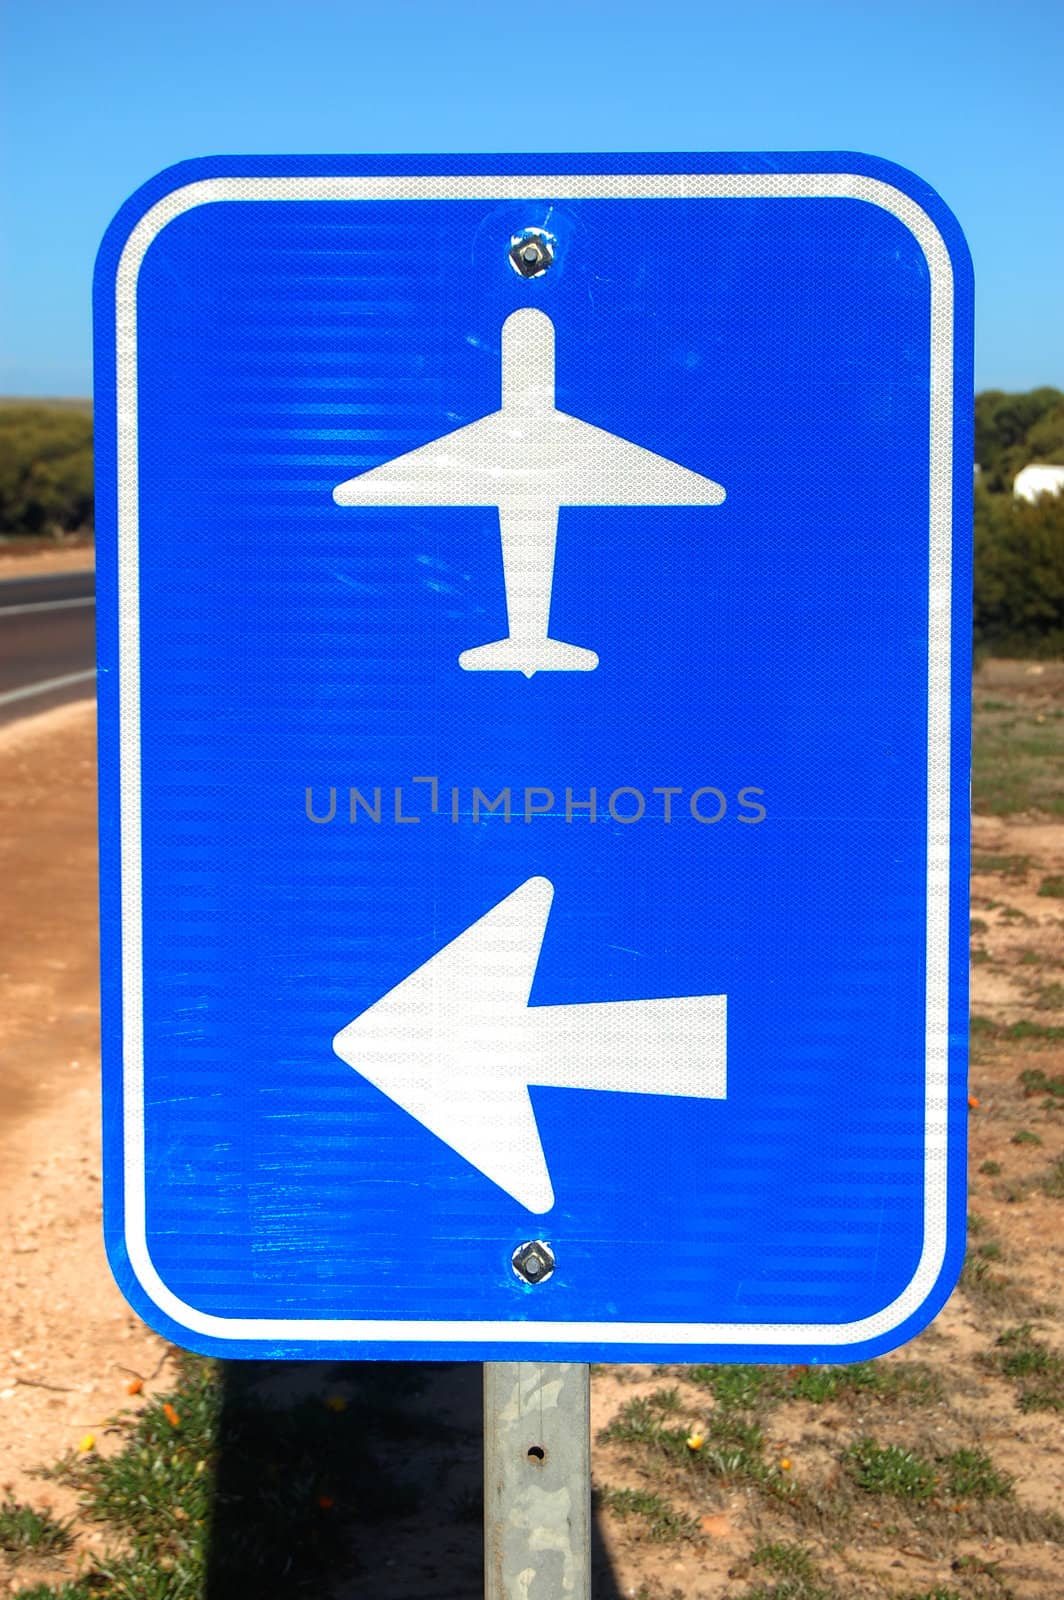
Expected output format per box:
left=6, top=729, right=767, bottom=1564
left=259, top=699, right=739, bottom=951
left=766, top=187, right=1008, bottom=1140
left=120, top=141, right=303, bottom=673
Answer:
left=484, top=1362, right=591, bottom=1600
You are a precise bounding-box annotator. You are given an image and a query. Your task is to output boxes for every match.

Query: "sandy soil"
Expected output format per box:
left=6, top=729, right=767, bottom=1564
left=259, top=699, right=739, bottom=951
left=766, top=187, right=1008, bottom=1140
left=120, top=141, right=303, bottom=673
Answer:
left=0, top=704, right=167, bottom=1577
left=0, top=678, right=1061, bottom=1598
left=0, top=544, right=95, bottom=578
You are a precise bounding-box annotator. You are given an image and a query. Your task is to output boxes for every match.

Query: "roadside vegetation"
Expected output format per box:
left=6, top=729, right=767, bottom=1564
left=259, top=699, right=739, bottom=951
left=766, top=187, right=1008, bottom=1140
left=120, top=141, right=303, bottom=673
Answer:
left=0, top=402, right=93, bottom=545
left=974, top=387, right=1064, bottom=658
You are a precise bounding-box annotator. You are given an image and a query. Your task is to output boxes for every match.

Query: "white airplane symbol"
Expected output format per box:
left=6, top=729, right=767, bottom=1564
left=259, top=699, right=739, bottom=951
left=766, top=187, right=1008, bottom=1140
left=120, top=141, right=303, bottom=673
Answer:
left=333, top=308, right=725, bottom=677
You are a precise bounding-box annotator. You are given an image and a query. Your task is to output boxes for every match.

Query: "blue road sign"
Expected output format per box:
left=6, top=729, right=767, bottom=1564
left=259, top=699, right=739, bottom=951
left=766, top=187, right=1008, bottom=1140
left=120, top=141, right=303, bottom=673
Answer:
left=95, top=153, right=973, bottom=1362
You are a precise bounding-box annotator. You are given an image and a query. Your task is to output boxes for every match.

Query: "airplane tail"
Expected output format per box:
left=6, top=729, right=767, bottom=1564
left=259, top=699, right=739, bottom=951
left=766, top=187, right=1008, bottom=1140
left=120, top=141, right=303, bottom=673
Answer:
left=458, top=636, right=599, bottom=679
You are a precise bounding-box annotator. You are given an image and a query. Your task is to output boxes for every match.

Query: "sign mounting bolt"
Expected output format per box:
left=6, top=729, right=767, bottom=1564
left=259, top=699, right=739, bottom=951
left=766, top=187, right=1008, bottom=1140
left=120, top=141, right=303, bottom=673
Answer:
left=512, top=1239, right=555, bottom=1284
left=509, top=228, right=555, bottom=278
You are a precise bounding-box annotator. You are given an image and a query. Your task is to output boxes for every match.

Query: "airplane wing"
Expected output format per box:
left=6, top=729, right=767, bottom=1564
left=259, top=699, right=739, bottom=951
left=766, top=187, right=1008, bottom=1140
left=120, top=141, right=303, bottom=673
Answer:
left=333, top=407, right=725, bottom=509
left=333, top=411, right=518, bottom=506
left=547, top=410, right=725, bottom=507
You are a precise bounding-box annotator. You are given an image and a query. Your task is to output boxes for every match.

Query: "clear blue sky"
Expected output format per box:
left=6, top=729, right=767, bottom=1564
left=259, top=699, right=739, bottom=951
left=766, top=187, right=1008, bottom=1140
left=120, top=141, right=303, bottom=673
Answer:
left=2, top=0, right=1061, bottom=395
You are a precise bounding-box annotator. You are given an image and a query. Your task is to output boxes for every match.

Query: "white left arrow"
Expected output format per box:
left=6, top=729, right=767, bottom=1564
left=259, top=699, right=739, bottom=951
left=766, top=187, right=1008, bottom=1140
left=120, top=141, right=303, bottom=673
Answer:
left=332, top=877, right=727, bottom=1213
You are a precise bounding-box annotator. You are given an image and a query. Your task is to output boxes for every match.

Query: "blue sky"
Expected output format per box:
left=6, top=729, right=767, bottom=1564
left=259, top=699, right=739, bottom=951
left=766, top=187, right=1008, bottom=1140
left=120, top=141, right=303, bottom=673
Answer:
left=2, top=0, right=1061, bottom=395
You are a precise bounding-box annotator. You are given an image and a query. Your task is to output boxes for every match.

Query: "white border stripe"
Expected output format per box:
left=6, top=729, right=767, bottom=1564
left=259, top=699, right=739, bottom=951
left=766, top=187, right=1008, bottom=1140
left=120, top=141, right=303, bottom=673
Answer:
left=115, top=171, right=954, bottom=1346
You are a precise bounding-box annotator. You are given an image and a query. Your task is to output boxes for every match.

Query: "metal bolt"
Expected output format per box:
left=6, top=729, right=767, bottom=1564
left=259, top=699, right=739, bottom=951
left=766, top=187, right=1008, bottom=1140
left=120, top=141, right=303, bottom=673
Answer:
left=512, top=1238, right=556, bottom=1284
left=509, top=228, right=555, bottom=278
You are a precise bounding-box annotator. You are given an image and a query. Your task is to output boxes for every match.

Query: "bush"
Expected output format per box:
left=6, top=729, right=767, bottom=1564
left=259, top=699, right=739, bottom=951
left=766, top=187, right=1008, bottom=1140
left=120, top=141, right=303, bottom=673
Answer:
left=0, top=404, right=94, bottom=538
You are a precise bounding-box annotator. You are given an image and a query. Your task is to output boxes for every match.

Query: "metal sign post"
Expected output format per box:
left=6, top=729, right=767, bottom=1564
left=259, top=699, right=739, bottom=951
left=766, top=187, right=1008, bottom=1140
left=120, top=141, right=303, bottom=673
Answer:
left=484, top=1362, right=591, bottom=1600
left=95, top=152, right=972, bottom=1371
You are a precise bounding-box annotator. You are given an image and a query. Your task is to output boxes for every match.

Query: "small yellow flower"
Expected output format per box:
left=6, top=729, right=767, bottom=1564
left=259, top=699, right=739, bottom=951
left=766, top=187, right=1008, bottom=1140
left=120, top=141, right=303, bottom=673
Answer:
left=324, top=1395, right=348, bottom=1413
left=78, top=1433, right=96, bottom=1452
left=686, top=1430, right=705, bottom=1451
left=779, top=1457, right=792, bottom=1471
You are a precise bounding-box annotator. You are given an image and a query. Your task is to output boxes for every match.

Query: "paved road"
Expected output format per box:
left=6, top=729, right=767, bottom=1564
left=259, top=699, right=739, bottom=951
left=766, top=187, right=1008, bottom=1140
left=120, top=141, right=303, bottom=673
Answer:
left=0, top=569, right=96, bottom=726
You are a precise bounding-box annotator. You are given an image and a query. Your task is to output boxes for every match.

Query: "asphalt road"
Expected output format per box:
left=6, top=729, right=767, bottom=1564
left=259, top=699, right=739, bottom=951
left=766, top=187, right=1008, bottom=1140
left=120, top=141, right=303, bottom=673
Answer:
left=0, top=569, right=96, bottom=726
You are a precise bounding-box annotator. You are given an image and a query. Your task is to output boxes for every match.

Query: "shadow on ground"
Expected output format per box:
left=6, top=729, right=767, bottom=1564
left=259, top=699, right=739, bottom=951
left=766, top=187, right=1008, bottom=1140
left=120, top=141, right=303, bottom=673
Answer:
left=205, top=1361, right=624, bottom=1599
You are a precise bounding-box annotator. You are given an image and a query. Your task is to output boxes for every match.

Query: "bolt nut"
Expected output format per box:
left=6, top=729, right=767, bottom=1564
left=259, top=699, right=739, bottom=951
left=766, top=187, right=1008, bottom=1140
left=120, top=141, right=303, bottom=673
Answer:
left=509, top=228, right=555, bottom=278
left=512, top=1238, right=556, bottom=1284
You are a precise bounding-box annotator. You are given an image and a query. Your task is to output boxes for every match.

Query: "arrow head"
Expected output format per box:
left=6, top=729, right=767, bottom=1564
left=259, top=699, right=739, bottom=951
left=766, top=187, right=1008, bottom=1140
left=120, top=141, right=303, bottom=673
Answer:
left=332, top=877, right=558, bottom=1213
left=333, top=875, right=728, bottom=1214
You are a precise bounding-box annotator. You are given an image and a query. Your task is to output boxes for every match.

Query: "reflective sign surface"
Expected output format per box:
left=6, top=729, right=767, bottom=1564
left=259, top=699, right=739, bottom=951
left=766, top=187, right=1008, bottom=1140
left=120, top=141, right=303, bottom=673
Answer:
left=95, top=153, right=972, bottom=1360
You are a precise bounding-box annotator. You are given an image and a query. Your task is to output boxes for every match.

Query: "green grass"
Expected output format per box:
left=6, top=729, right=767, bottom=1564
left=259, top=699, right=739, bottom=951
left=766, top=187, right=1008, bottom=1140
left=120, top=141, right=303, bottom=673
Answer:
left=684, top=1360, right=938, bottom=1409
left=687, top=1363, right=783, bottom=1409
left=0, top=1498, right=74, bottom=1556
left=941, top=1447, right=1013, bottom=1499
left=959, top=1251, right=1027, bottom=1312
left=972, top=689, right=1064, bottom=815
left=1020, top=1066, right=1064, bottom=1101
left=1041, top=1155, right=1064, bottom=1197
left=844, top=1439, right=937, bottom=1500
left=598, top=1390, right=771, bottom=1486
left=844, top=1441, right=1013, bottom=1505
left=971, top=853, right=1032, bottom=875
left=1037, top=875, right=1064, bottom=897
left=983, top=1325, right=1064, bottom=1412
left=5, top=1585, right=95, bottom=1600
left=1011, top=1129, right=1043, bottom=1145
left=979, top=1159, right=1002, bottom=1176
left=1031, top=980, right=1064, bottom=1009
left=739, top=1541, right=834, bottom=1600
left=598, top=1486, right=697, bottom=1543
left=29, top=1354, right=435, bottom=1599
left=973, top=1018, right=1064, bottom=1046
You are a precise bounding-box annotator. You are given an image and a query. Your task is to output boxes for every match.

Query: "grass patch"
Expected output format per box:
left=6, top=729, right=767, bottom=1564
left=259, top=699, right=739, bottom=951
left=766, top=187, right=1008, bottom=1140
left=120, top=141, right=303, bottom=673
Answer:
left=687, top=1364, right=783, bottom=1410
left=972, top=853, right=1032, bottom=876
left=959, top=1251, right=1032, bottom=1314
left=1011, top=1129, right=1043, bottom=1145
left=1037, top=875, right=1064, bottom=897
left=600, top=1390, right=774, bottom=1487
left=597, top=1391, right=693, bottom=1462
left=979, top=1160, right=1002, bottom=1176
left=1039, top=1153, right=1064, bottom=1196
left=1019, top=1066, right=1064, bottom=1105
left=972, top=687, right=1064, bottom=815
left=845, top=1440, right=1013, bottom=1505
left=787, top=1361, right=938, bottom=1404
left=35, top=1353, right=433, bottom=1599
left=684, top=1360, right=939, bottom=1410
left=844, top=1438, right=937, bottom=1499
left=974, top=1019, right=1064, bottom=1045
left=740, top=1540, right=834, bottom=1599
left=982, top=1325, right=1064, bottom=1412
left=940, top=1447, right=1012, bottom=1499
left=0, top=1498, right=74, bottom=1557
left=598, top=1486, right=697, bottom=1543
left=4, top=1585, right=94, bottom=1600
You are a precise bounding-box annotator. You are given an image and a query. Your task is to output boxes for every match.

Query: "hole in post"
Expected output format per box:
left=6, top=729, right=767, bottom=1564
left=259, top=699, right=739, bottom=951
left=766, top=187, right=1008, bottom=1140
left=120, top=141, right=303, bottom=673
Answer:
left=527, top=1445, right=546, bottom=1463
